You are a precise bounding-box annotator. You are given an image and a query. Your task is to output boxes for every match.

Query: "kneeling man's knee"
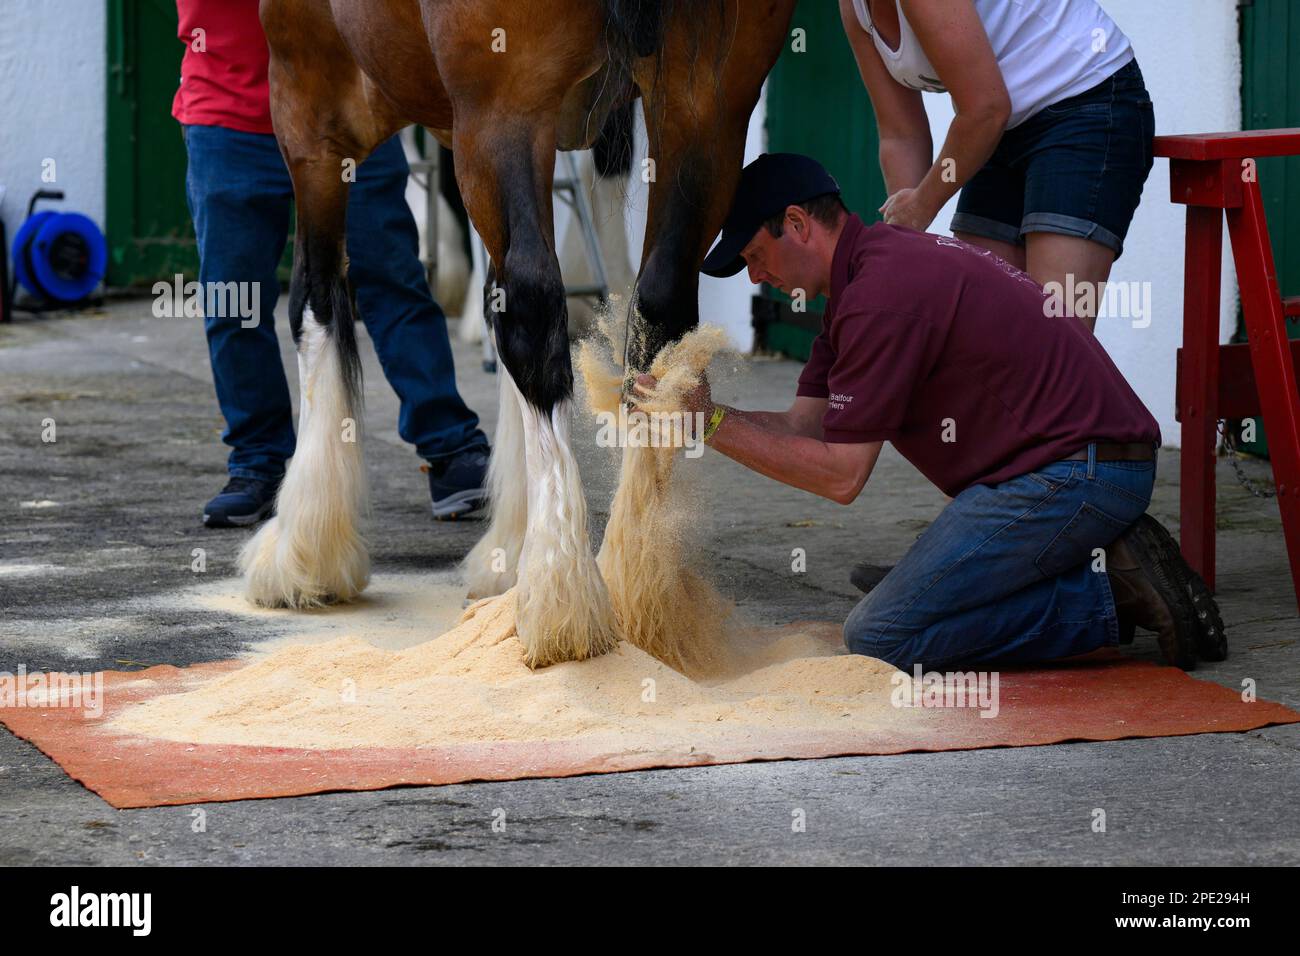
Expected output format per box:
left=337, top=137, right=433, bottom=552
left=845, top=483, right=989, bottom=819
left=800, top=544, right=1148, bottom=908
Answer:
left=845, top=601, right=890, bottom=656
left=845, top=603, right=919, bottom=669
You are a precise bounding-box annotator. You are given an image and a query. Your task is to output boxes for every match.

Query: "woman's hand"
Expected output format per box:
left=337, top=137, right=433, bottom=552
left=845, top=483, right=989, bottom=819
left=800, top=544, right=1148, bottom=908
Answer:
left=880, top=187, right=937, bottom=231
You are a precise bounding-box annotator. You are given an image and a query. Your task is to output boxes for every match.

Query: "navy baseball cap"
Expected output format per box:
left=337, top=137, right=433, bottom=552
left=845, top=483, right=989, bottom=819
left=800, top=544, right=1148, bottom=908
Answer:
left=701, top=153, right=842, bottom=279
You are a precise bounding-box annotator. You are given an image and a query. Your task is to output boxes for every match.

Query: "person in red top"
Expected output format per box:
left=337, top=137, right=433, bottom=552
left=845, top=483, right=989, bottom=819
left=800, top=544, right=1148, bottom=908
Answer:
left=173, top=0, right=490, bottom=526
left=173, top=0, right=276, bottom=135
left=634, top=153, right=1226, bottom=672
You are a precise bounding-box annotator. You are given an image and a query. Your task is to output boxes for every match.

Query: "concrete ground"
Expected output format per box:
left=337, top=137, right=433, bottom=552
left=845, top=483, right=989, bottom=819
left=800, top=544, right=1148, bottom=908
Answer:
left=0, top=298, right=1297, bottom=866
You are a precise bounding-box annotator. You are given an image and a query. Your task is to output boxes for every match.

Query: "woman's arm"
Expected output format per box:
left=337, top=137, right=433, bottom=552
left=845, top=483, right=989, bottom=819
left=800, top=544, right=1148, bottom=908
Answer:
left=839, top=0, right=932, bottom=195
left=883, top=0, right=1011, bottom=230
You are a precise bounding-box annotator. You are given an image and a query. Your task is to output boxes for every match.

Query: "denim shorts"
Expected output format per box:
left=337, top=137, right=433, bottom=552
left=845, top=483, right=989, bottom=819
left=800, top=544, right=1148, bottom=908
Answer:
left=950, top=59, right=1156, bottom=259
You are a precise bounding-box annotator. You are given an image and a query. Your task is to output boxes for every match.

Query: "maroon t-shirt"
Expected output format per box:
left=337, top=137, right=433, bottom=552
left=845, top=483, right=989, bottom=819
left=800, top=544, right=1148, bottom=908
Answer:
left=796, top=215, right=1160, bottom=497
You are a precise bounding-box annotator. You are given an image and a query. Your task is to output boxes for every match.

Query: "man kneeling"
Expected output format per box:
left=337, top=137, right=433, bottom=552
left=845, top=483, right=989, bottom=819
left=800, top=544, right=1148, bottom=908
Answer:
left=634, top=153, right=1225, bottom=672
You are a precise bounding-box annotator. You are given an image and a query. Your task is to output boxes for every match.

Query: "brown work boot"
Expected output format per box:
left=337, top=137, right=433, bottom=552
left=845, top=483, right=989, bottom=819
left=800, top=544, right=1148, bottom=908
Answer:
left=1105, top=517, right=1200, bottom=670
left=1132, top=514, right=1228, bottom=661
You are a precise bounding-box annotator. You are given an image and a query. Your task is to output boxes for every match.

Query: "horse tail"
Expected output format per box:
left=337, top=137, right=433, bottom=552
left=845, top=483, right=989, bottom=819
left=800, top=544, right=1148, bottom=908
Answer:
left=602, top=0, right=668, bottom=61
left=601, top=1, right=729, bottom=159
left=592, top=100, right=635, bottom=179
left=602, top=0, right=729, bottom=83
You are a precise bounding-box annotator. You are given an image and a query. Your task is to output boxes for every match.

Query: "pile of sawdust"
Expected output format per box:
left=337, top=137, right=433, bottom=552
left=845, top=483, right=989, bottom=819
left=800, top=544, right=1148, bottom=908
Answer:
left=109, top=586, right=911, bottom=751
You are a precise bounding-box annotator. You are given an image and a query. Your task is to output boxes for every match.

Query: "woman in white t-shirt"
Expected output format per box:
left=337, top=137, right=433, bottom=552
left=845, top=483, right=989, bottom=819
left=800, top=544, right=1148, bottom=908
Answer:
left=841, top=0, right=1155, bottom=330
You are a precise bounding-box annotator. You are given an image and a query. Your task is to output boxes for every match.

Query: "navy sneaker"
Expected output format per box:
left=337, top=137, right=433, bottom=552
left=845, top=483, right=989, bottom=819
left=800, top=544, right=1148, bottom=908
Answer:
left=425, top=447, right=489, bottom=520
left=203, top=476, right=281, bottom=528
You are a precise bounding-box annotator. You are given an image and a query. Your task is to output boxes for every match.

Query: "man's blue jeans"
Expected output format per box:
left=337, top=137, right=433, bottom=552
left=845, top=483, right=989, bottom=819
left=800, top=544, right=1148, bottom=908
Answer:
left=183, top=123, right=488, bottom=481
left=845, top=445, right=1157, bottom=670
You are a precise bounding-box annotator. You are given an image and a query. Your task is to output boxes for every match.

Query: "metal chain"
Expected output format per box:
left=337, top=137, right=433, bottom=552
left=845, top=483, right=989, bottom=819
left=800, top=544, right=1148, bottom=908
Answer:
left=1217, top=420, right=1277, bottom=499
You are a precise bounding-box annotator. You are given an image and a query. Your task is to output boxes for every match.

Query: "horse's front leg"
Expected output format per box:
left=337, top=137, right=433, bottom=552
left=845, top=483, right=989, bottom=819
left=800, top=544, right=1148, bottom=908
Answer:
left=453, top=116, right=619, bottom=667
left=239, top=8, right=397, bottom=608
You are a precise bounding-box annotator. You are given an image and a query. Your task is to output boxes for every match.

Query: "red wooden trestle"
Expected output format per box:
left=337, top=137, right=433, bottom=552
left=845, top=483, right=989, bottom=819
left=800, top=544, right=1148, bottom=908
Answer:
left=1157, top=128, right=1300, bottom=613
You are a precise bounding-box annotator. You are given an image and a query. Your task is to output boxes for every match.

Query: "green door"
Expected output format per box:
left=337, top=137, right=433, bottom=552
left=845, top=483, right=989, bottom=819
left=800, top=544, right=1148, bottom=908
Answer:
left=1236, top=0, right=1300, bottom=456
left=759, top=0, right=884, bottom=360
left=105, top=0, right=197, bottom=287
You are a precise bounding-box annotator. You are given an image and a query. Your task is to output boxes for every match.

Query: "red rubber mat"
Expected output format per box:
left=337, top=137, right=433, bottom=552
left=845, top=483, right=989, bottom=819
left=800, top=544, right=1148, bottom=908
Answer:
left=2, top=650, right=1295, bottom=808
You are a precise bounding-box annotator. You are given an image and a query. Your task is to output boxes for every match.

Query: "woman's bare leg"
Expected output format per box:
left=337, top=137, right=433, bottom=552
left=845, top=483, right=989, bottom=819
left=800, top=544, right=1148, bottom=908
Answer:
left=1025, top=232, right=1117, bottom=333
left=953, top=230, right=1027, bottom=271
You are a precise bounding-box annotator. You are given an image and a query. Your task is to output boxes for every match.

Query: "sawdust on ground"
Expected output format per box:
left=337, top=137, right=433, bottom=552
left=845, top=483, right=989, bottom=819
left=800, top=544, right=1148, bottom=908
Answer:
left=109, top=581, right=910, bottom=750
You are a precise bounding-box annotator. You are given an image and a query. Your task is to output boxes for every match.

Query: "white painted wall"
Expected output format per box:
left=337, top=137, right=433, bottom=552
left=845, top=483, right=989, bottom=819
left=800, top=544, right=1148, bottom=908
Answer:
left=0, top=1, right=107, bottom=265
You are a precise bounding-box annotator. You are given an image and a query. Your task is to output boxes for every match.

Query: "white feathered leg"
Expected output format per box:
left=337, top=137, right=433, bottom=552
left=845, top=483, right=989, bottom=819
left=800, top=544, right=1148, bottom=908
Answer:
left=457, top=224, right=488, bottom=345
left=513, top=393, right=619, bottom=668
left=433, top=194, right=471, bottom=318
left=240, top=307, right=369, bottom=607
left=462, top=356, right=527, bottom=599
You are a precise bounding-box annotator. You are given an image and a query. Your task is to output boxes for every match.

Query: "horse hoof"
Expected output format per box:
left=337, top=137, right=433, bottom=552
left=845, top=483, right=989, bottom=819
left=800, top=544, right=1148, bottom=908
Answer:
left=239, top=516, right=368, bottom=609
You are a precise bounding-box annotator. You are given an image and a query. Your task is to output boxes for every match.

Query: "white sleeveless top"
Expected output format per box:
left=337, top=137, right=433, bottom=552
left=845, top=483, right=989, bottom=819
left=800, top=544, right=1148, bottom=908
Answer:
left=851, top=0, right=1135, bottom=128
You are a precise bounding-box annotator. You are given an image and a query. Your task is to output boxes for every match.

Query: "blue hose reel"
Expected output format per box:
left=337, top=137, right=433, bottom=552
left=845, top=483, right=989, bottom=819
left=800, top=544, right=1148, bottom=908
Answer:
left=11, top=190, right=107, bottom=306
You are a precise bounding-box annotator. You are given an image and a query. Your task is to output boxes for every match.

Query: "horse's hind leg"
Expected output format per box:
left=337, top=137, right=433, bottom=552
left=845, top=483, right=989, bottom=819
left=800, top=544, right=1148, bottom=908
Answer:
left=591, top=0, right=795, bottom=657
left=240, top=0, right=397, bottom=607
left=463, top=263, right=528, bottom=601
left=629, top=0, right=796, bottom=366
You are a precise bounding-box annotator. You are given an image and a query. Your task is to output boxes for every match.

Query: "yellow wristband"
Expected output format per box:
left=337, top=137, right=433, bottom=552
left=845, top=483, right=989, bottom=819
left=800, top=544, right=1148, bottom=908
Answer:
left=701, top=405, right=726, bottom=443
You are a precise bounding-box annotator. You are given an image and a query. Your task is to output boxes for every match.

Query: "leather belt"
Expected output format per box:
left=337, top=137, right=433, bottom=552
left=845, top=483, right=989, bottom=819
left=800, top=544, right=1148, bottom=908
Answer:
left=1064, top=441, right=1157, bottom=462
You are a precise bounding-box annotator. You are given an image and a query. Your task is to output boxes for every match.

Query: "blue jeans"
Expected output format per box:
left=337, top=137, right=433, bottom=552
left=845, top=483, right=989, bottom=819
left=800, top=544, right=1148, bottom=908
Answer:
left=183, top=124, right=488, bottom=481
left=845, top=444, right=1157, bottom=670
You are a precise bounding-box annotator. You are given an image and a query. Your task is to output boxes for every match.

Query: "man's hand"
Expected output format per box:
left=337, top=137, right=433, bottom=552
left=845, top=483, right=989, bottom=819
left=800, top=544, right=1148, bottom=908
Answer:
left=629, top=378, right=881, bottom=504
left=879, top=187, right=937, bottom=232
left=631, top=372, right=713, bottom=417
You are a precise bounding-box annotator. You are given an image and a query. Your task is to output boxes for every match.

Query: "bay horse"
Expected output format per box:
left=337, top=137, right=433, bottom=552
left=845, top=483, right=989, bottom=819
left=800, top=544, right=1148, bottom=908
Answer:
left=242, top=0, right=797, bottom=667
